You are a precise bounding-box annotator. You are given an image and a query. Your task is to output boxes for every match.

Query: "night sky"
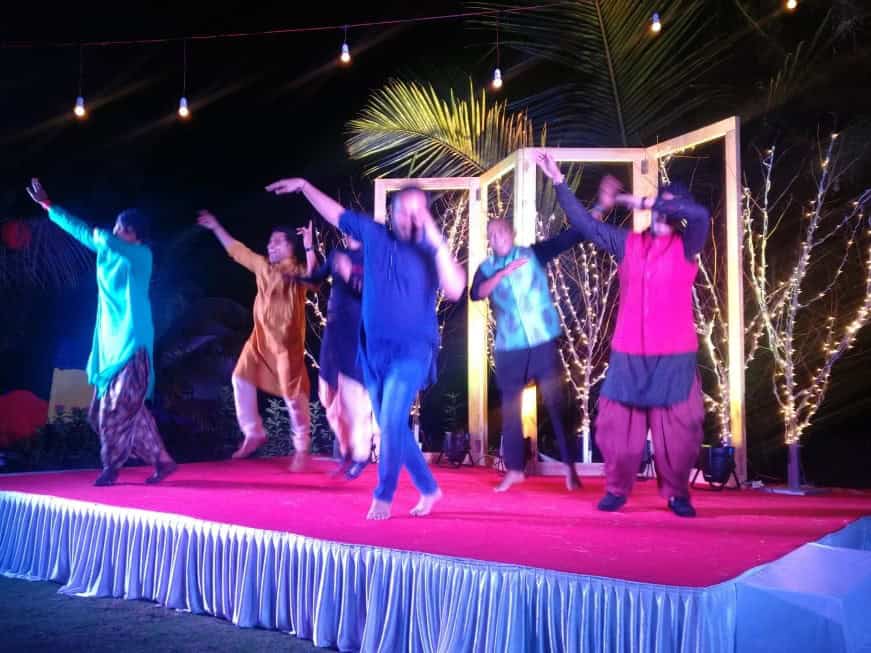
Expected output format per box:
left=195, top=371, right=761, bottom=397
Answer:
left=2, top=2, right=870, bottom=485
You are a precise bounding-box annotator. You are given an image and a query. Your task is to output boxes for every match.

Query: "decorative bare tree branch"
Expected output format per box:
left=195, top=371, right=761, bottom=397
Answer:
left=746, top=132, right=871, bottom=445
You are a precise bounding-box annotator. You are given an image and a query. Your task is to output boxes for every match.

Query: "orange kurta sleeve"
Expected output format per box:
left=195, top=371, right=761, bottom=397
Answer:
left=227, top=240, right=268, bottom=276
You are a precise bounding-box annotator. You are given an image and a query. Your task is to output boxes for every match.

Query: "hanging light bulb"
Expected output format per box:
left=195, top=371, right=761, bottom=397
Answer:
left=491, top=14, right=503, bottom=90
left=340, top=26, right=351, bottom=64
left=492, top=67, right=503, bottom=90
left=178, top=40, right=191, bottom=120
left=651, top=12, right=662, bottom=34
left=73, top=45, right=86, bottom=119
left=74, top=95, right=86, bottom=118
left=785, top=0, right=798, bottom=11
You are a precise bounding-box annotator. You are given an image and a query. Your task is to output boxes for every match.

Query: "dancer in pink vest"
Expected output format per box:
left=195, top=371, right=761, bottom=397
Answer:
left=537, top=153, right=709, bottom=517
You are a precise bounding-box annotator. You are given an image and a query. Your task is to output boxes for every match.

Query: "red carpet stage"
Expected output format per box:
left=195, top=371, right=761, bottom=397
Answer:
left=2, top=459, right=871, bottom=652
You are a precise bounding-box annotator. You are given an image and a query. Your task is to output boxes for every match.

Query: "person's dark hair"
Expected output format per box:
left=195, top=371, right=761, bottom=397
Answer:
left=658, top=181, right=690, bottom=201
left=390, top=185, right=429, bottom=217
left=270, top=225, right=296, bottom=245
left=116, top=209, right=150, bottom=242
left=653, top=182, right=691, bottom=232
left=270, top=225, right=302, bottom=260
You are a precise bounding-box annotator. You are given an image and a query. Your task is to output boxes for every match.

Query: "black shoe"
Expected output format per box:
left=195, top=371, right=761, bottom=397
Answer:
left=597, top=492, right=627, bottom=512
left=668, top=496, right=696, bottom=518
left=345, top=459, right=369, bottom=480
left=146, top=460, right=178, bottom=484
left=94, top=467, right=118, bottom=486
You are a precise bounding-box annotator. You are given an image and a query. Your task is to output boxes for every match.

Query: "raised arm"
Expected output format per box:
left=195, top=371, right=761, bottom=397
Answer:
left=266, top=178, right=345, bottom=229
left=197, top=210, right=266, bottom=274
left=618, top=192, right=711, bottom=258
left=93, top=230, right=152, bottom=267
left=26, top=179, right=96, bottom=251
left=654, top=196, right=710, bottom=258
left=420, top=208, right=467, bottom=302
left=535, top=154, right=628, bottom=261
left=297, top=220, right=318, bottom=276
left=531, top=230, right=585, bottom=265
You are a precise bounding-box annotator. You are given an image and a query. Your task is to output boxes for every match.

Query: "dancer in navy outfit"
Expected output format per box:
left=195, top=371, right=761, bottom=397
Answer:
left=302, top=229, right=379, bottom=480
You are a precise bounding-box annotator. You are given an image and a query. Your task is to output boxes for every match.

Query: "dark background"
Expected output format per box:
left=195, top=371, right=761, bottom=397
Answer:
left=1, top=1, right=870, bottom=486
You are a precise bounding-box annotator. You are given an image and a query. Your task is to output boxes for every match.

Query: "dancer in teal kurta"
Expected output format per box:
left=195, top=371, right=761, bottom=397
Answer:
left=27, top=179, right=176, bottom=486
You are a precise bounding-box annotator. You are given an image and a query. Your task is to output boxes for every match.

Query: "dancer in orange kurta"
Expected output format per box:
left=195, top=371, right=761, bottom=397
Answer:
left=198, top=211, right=316, bottom=469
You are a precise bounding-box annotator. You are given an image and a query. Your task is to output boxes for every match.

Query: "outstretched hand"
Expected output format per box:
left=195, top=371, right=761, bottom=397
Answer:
left=535, top=152, right=564, bottom=184
left=266, top=178, right=307, bottom=195
left=197, top=210, right=221, bottom=231
left=26, top=178, right=51, bottom=209
left=297, top=220, right=314, bottom=249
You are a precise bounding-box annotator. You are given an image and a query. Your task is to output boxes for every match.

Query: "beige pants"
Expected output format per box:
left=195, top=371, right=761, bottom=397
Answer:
left=232, top=374, right=311, bottom=453
left=319, top=373, right=379, bottom=462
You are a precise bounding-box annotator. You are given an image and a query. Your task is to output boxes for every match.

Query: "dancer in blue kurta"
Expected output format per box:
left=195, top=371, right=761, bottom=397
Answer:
left=27, top=179, right=176, bottom=486
left=471, top=219, right=586, bottom=492
left=267, top=177, right=466, bottom=520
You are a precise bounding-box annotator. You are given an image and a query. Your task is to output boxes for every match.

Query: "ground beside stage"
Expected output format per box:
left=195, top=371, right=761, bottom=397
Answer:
left=0, top=576, right=329, bottom=653
left=1, top=458, right=869, bottom=587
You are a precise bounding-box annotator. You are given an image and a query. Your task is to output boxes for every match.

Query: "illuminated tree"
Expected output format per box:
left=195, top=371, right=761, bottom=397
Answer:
left=745, top=132, right=871, bottom=490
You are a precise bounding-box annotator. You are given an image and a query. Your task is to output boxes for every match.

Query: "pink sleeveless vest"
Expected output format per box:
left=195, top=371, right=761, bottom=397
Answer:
left=611, top=232, right=699, bottom=356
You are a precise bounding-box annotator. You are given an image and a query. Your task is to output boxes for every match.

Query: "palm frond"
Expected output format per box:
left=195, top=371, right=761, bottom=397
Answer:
left=473, top=0, right=734, bottom=146
left=346, top=79, right=534, bottom=178
left=765, top=11, right=834, bottom=114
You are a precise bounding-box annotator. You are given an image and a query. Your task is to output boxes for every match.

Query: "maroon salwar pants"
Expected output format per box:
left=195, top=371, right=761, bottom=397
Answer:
left=88, top=348, right=168, bottom=471
left=596, top=376, right=704, bottom=500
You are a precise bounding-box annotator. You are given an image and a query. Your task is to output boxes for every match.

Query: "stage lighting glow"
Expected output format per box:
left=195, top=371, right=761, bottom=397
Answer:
left=785, top=0, right=798, bottom=10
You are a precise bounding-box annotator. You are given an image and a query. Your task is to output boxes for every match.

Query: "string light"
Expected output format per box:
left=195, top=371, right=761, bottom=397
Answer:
left=339, top=26, right=351, bottom=64
left=785, top=0, right=798, bottom=11
left=178, top=39, right=190, bottom=119
left=73, top=45, right=86, bottom=119
left=650, top=12, right=662, bottom=34
left=492, top=14, right=503, bottom=90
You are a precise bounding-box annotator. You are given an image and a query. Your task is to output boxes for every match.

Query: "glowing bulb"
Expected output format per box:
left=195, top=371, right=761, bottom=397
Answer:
left=178, top=96, right=190, bottom=119
left=73, top=96, right=86, bottom=118
left=340, top=42, right=351, bottom=64
left=785, top=0, right=797, bottom=10
left=651, top=13, right=662, bottom=33
left=492, top=67, right=503, bottom=90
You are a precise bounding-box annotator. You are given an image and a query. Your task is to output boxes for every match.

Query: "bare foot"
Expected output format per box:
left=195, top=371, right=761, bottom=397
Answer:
left=232, top=434, right=266, bottom=459
left=494, top=470, right=525, bottom=493
left=366, top=498, right=392, bottom=520
left=410, top=488, right=443, bottom=517
left=289, top=451, right=310, bottom=472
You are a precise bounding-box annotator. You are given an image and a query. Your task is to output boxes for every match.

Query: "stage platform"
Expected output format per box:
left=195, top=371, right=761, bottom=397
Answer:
left=2, top=458, right=870, bottom=652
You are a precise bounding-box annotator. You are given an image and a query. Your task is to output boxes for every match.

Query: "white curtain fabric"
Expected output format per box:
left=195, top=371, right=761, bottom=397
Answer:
left=0, top=491, right=738, bottom=653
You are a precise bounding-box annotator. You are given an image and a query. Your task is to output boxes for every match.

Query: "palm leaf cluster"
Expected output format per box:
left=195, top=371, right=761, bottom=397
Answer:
left=473, top=0, right=730, bottom=146
left=346, top=79, right=534, bottom=178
